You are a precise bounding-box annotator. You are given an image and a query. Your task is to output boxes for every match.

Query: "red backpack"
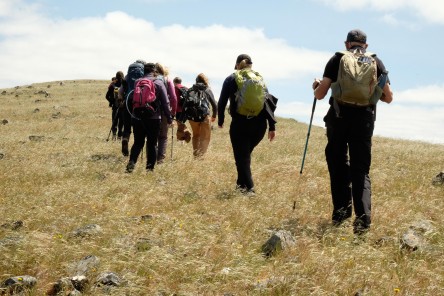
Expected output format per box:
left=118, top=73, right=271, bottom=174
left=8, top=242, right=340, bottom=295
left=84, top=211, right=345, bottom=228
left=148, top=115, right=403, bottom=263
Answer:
left=132, top=78, right=157, bottom=112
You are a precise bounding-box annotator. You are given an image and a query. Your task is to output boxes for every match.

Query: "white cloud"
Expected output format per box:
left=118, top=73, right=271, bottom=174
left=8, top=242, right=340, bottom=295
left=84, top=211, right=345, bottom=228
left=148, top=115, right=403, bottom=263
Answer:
left=394, top=84, right=444, bottom=105
left=0, top=4, right=330, bottom=89
left=375, top=103, right=444, bottom=144
left=315, top=0, right=444, bottom=25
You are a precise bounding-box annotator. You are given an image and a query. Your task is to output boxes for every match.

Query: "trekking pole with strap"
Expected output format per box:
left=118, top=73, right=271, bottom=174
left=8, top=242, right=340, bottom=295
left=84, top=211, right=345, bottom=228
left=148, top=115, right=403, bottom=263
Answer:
left=106, top=108, right=121, bottom=142
left=300, top=97, right=317, bottom=174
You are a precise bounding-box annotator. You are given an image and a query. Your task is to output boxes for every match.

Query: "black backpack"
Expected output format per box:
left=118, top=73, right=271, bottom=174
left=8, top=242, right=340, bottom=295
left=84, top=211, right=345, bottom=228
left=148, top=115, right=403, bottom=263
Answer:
left=183, top=84, right=210, bottom=122
left=176, top=86, right=188, bottom=108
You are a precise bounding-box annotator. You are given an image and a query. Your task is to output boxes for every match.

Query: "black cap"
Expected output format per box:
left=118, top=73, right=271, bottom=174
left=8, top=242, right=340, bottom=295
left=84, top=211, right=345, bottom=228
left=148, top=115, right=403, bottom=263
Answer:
left=346, top=29, right=367, bottom=43
left=235, top=54, right=252, bottom=69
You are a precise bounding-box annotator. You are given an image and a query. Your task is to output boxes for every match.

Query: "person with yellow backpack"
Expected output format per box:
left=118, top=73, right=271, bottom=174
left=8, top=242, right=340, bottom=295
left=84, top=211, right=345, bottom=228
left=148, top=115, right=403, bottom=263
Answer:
left=218, top=54, right=276, bottom=195
left=313, top=29, right=393, bottom=235
left=105, top=72, right=124, bottom=140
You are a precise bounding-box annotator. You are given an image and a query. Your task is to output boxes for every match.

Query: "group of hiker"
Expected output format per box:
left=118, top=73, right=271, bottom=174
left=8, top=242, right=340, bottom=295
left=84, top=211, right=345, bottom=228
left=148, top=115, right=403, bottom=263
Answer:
left=104, top=29, right=394, bottom=235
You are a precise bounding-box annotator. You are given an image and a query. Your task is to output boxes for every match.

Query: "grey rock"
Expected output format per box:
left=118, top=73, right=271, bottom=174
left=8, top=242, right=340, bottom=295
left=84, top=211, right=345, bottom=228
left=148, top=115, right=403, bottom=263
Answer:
left=261, top=229, right=296, bottom=258
left=432, top=171, right=444, bottom=185
left=410, top=220, right=434, bottom=235
left=95, top=272, right=122, bottom=287
left=70, top=224, right=102, bottom=238
left=401, top=228, right=424, bottom=251
left=1, top=275, right=37, bottom=294
left=70, top=255, right=100, bottom=276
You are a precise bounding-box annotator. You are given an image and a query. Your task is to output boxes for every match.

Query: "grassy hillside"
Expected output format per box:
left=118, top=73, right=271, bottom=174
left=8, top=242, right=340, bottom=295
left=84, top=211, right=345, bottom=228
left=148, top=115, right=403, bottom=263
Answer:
left=1, top=80, right=443, bottom=295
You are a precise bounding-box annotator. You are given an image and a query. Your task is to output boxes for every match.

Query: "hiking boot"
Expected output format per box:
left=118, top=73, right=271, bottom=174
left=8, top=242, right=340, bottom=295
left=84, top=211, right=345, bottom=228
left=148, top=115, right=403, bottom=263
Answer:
left=331, top=207, right=352, bottom=227
left=236, top=185, right=255, bottom=197
left=245, top=189, right=256, bottom=197
left=126, top=161, right=135, bottom=173
left=121, top=139, right=129, bottom=157
left=353, top=219, right=370, bottom=236
left=146, top=164, right=154, bottom=172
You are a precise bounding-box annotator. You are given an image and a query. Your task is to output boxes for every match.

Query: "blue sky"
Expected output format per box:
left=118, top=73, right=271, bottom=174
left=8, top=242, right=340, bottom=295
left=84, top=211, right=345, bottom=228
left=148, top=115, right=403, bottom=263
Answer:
left=1, top=0, right=443, bottom=144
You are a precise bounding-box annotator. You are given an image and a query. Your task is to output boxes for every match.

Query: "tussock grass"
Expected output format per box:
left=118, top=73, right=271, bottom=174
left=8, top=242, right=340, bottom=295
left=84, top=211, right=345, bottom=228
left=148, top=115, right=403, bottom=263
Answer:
left=1, top=80, right=443, bottom=295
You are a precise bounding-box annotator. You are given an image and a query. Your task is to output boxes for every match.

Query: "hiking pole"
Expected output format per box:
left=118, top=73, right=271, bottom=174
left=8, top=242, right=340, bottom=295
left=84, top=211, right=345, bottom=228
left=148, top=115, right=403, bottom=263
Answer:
left=300, top=97, right=317, bottom=174
left=106, top=108, right=120, bottom=142
left=170, top=123, right=174, bottom=161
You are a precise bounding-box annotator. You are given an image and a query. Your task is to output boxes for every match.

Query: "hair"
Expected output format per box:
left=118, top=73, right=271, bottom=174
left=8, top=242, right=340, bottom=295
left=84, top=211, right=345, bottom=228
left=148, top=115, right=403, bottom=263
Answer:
left=144, top=63, right=157, bottom=75
left=135, top=59, right=146, bottom=65
left=173, top=77, right=182, bottom=84
left=155, top=63, right=170, bottom=76
left=195, top=73, right=209, bottom=86
left=237, top=60, right=252, bottom=70
left=116, top=71, right=124, bottom=80
left=111, top=77, right=116, bottom=81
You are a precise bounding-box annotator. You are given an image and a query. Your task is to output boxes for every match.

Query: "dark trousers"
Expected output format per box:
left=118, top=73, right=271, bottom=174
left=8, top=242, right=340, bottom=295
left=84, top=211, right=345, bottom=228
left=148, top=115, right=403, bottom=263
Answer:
left=229, top=115, right=267, bottom=190
left=324, top=106, right=374, bottom=227
left=129, top=117, right=161, bottom=170
left=122, top=105, right=132, bottom=140
left=111, top=107, right=124, bottom=136
left=157, top=113, right=169, bottom=162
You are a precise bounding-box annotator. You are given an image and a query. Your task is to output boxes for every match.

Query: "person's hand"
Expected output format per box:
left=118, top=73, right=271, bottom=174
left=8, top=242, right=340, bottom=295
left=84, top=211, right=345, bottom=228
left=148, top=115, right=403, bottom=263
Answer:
left=312, top=78, right=321, bottom=90
left=268, top=131, right=275, bottom=142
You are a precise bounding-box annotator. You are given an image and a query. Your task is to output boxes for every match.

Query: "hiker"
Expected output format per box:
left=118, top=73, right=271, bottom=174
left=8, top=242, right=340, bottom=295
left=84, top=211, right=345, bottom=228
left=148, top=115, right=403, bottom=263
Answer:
left=126, top=63, right=173, bottom=173
left=185, top=73, right=217, bottom=158
left=218, top=54, right=276, bottom=195
left=120, top=60, right=146, bottom=156
left=313, top=29, right=393, bottom=235
left=173, top=77, right=191, bottom=143
left=105, top=72, right=124, bottom=140
left=105, top=77, right=117, bottom=107
left=155, top=63, right=177, bottom=164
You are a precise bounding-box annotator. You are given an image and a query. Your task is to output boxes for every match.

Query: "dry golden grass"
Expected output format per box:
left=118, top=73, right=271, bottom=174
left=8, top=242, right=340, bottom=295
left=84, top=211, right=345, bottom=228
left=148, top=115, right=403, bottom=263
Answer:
left=1, top=80, right=443, bottom=295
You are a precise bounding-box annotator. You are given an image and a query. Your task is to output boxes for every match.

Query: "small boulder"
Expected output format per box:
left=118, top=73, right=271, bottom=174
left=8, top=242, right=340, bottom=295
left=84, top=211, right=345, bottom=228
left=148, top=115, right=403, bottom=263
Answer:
left=1, top=275, right=37, bottom=294
left=95, top=272, right=122, bottom=287
left=261, top=230, right=296, bottom=258
left=432, top=171, right=444, bottom=186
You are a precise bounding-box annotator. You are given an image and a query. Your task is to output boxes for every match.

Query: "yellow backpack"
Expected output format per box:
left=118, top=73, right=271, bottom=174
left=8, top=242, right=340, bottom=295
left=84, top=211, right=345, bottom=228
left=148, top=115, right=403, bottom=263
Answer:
left=331, top=50, right=383, bottom=106
left=234, top=69, right=267, bottom=117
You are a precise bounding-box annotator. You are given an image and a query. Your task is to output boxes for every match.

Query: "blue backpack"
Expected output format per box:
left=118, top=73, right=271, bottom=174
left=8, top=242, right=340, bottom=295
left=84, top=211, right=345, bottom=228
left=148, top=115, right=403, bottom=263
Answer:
left=126, top=62, right=144, bottom=98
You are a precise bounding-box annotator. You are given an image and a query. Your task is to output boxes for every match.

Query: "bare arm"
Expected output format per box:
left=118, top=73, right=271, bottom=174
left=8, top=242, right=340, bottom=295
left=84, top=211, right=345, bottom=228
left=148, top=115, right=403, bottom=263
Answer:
left=380, top=82, right=393, bottom=104
left=313, top=77, right=332, bottom=100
